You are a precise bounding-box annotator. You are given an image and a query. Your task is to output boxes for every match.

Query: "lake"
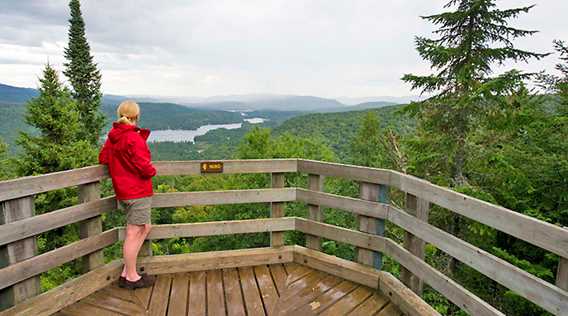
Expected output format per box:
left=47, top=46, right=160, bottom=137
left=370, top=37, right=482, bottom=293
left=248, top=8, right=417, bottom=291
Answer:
left=148, top=117, right=265, bottom=143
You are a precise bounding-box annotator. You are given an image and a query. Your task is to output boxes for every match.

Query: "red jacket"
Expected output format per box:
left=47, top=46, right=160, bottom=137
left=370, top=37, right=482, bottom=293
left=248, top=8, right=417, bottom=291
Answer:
left=99, top=123, right=156, bottom=200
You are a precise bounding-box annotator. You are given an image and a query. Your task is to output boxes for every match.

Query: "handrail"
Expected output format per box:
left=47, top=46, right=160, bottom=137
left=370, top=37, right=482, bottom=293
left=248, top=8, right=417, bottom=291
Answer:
left=0, top=159, right=567, bottom=315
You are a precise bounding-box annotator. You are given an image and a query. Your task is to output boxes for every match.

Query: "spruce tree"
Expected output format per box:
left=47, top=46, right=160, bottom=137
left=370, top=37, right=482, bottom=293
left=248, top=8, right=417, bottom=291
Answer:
left=402, top=0, right=547, bottom=278
left=540, top=40, right=568, bottom=114
left=63, top=0, right=104, bottom=146
left=17, top=63, right=95, bottom=176
left=402, top=0, right=547, bottom=186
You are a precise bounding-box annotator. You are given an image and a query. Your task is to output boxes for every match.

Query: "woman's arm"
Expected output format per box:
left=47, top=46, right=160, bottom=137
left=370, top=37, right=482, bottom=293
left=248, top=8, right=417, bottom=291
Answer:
left=98, top=139, right=111, bottom=165
left=128, top=137, right=156, bottom=178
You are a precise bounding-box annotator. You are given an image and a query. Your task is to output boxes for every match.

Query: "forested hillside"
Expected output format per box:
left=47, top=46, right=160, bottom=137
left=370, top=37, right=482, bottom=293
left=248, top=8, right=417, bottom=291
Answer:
left=274, top=104, right=414, bottom=159
left=1, top=0, right=567, bottom=315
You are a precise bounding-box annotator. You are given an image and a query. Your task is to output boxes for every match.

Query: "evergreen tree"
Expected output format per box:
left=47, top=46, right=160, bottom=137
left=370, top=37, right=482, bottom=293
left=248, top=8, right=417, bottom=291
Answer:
left=402, top=0, right=547, bottom=187
left=402, top=0, right=547, bottom=282
left=0, top=138, right=11, bottom=180
left=63, top=0, right=104, bottom=145
left=17, top=63, right=95, bottom=177
left=17, top=64, right=97, bottom=291
left=540, top=40, right=568, bottom=114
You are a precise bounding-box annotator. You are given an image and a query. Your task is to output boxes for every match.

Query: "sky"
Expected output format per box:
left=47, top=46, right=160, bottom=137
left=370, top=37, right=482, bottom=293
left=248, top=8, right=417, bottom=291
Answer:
left=0, top=0, right=567, bottom=98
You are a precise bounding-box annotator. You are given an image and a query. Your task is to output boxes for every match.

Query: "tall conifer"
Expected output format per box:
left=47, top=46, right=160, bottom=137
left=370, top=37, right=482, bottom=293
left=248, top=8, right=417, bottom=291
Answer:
left=63, top=0, right=104, bottom=145
left=403, top=0, right=547, bottom=186
left=17, top=64, right=95, bottom=176
left=402, top=0, right=547, bottom=276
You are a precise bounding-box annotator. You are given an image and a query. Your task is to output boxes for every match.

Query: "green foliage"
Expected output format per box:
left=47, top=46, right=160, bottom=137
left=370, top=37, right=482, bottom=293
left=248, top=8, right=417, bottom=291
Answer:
left=64, top=0, right=105, bottom=145
left=274, top=105, right=414, bottom=161
left=15, top=64, right=97, bottom=292
left=402, top=0, right=547, bottom=186
left=0, top=137, right=13, bottom=180
left=17, top=64, right=96, bottom=176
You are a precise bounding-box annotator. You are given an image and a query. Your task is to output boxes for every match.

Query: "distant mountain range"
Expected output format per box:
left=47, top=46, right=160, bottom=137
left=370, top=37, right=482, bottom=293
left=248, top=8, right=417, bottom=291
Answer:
left=0, top=82, right=413, bottom=112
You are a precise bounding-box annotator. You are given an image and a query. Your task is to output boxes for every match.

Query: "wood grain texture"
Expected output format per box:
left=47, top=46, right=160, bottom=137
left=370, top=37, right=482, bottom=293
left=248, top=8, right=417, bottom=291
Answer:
left=188, top=271, right=206, bottom=316
left=124, top=217, right=296, bottom=241
left=206, top=269, right=226, bottom=316
left=377, top=271, right=440, bottom=316
left=154, top=159, right=298, bottom=176
left=400, top=193, right=429, bottom=295
left=306, top=174, right=324, bottom=250
left=151, top=188, right=296, bottom=208
left=223, top=268, right=246, bottom=316
left=295, top=218, right=386, bottom=254
left=0, top=197, right=116, bottom=247
left=392, top=170, right=568, bottom=259
left=271, top=173, right=286, bottom=247
left=297, top=159, right=391, bottom=186
left=254, top=265, right=279, bottom=315
left=239, top=267, right=265, bottom=316
left=167, top=273, right=189, bottom=316
left=0, top=260, right=122, bottom=316
left=0, top=228, right=118, bottom=290
left=0, top=196, right=40, bottom=308
left=78, top=182, right=104, bottom=273
left=388, top=205, right=568, bottom=316
left=296, top=188, right=388, bottom=219
left=292, top=245, right=380, bottom=289
left=138, top=246, right=293, bottom=275
left=0, top=165, right=108, bottom=201
left=384, top=239, right=503, bottom=316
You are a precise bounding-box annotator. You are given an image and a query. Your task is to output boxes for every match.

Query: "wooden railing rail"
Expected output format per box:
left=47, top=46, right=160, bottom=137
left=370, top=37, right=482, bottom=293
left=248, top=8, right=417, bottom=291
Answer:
left=1, top=159, right=567, bottom=315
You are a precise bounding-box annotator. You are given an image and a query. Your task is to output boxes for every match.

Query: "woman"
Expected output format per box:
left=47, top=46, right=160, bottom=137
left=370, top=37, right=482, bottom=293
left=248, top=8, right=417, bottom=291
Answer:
left=99, top=100, right=156, bottom=289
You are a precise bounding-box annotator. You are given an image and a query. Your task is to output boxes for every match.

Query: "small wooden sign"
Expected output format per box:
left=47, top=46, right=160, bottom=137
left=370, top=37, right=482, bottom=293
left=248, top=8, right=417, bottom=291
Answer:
left=200, top=161, right=224, bottom=173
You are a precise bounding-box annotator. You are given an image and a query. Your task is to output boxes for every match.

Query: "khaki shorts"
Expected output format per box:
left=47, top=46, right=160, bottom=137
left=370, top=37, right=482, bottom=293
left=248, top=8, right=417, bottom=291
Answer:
left=118, top=197, right=152, bottom=225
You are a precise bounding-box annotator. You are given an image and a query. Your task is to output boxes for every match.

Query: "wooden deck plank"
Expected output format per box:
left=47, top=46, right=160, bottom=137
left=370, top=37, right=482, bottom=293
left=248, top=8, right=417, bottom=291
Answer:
left=59, top=301, right=121, bottom=316
left=207, top=270, right=227, bottom=316
left=167, top=273, right=189, bottom=316
left=239, top=267, right=266, bottom=316
left=101, top=284, right=139, bottom=304
left=277, top=274, right=342, bottom=315
left=319, top=286, right=373, bottom=316
left=283, top=262, right=300, bottom=275
left=223, top=268, right=246, bottom=316
left=254, top=265, right=279, bottom=315
left=133, top=284, right=153, bottom=310
left=293, top=280, right=358, bottom=315
left=284, top=263, right=312, bottom=284
left=82, top=290, right=145, bottom=315
left=50, top=257, right=411, bottom=316
left=268, top=264, right=288, bottom=295
left=280, top=271, right=327, bottom=301
left=348, top=293, right=389, bottom=315
left=188, top=271, right=207, bottom=316
left=147, top=274, right=172, bottom=316
left=377, top=302, right=403, bottom=316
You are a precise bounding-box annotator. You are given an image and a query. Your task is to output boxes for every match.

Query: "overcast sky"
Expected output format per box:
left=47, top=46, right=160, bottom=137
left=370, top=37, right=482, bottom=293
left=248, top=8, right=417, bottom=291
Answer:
left=0, top=0, right=566, bottom=98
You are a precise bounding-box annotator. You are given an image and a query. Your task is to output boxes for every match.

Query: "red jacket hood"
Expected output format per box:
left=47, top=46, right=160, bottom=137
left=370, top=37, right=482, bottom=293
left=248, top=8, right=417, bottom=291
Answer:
left=108, top=122, right=151, bottom=143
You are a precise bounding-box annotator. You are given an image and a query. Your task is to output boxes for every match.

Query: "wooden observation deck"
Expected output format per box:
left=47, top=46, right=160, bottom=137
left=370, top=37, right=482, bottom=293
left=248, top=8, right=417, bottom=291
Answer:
left=0, top=159, right=566, bottom=315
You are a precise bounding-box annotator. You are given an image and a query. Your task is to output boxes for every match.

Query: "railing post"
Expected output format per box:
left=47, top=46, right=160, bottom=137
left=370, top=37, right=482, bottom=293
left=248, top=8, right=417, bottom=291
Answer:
left=557, top=227, right=568, bottom=291
left=306, top=174, right=324, bottom=250
left=270, top=173, right=285, bottom=247
left=356, top=182, right=387, bottom=270
left=400, top=193, right=430, bottom=295
left=0, top=197, right=40, bottom=310
left=78, top=182, right=104, bottom=272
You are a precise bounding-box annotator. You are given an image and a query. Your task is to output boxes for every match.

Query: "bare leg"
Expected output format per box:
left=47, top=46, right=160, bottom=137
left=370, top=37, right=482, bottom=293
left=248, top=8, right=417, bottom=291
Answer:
left=122, top=224, right=152, bottom=279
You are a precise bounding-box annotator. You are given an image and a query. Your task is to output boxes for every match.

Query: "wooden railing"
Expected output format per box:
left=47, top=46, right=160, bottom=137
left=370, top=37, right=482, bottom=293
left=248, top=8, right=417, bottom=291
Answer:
left=0, top=159, right=567, bottom=315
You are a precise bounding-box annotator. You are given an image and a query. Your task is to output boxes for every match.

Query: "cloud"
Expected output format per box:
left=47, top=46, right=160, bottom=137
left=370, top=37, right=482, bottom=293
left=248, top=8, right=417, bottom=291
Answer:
left=0, top=0, right=566, bottom=97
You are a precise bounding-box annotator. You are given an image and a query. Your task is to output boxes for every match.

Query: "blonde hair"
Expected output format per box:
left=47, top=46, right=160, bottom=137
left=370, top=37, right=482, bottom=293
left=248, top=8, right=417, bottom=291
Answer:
left=116, top=100, right=140, bottom=125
